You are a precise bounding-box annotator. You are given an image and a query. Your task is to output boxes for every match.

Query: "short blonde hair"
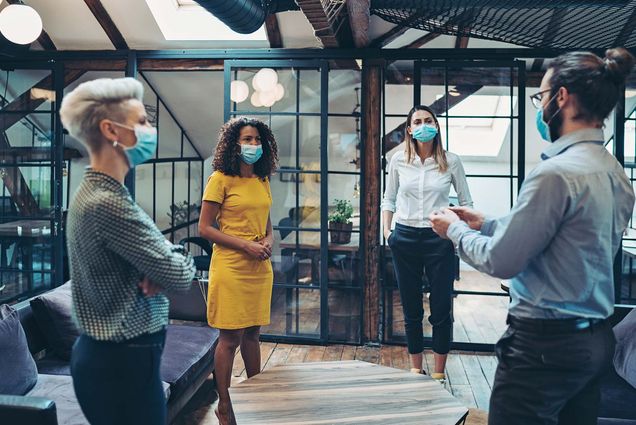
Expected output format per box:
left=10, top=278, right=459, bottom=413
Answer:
left=59, top=77, right=143, bottom=150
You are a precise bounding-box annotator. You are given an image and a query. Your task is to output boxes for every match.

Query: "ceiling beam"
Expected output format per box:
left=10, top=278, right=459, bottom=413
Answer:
left=63, top=59, right=225, bottom=71
left=296, top=0, right=353, bottom=48
left=0, top=70, right=85, bottom=133
left=614, top=5, right=636, bottom=47
left=455, top=35, right=470, bottom=49
left=6, top=0, right=56, bottom=50
left=346, top=0, right=370, bottom=48
left=265, top=14, right=283, bottom=48
left=370, top=12, right=421, bottom=48
left=84, top=0, right=128, bottom=50
left=403, top=32, right=440, bottom=49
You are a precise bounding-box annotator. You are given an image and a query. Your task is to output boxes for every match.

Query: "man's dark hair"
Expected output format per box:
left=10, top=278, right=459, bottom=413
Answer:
left=547, top=47, right=635, bottom=123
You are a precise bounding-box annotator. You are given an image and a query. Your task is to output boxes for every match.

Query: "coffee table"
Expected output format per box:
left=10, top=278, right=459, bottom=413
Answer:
left=229, top=360, right=469, bottom=424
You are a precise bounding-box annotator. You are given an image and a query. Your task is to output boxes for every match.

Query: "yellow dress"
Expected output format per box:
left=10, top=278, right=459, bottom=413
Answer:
left=202, top=171, right=273, bottom=329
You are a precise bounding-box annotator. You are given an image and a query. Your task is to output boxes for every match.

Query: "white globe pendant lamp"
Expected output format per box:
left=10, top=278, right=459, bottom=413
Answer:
left=230, top=80, right=249, bottom=103
left=259, top=89, right=277, bottom=108
left=250, top=91, right=263, bottom=108
left=0, top=4, right=43, bottom=45
left=252, top=68, right=278, bottom=92
left=274, top=83, right=285, bottom=102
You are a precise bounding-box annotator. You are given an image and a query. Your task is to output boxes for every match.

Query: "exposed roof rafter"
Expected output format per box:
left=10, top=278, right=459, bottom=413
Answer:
left=84, top=0, right=128, bottom=50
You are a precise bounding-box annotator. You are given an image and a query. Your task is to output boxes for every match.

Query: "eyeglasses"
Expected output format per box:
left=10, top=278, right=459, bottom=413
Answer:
left=529, top=89, right=551, bottom=109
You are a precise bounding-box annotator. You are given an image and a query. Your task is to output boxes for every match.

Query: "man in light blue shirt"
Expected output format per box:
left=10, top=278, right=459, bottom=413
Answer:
left=430, top=48, right=635, bottom=425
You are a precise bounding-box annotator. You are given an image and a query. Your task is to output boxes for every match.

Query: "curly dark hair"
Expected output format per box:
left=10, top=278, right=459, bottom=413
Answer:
left=212, top=117, right=279, bottom=179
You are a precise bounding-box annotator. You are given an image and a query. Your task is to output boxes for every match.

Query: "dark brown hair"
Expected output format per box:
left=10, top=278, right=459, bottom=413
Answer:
left=547, top=47, right=635, bottom=123
left=404, top=105, right=448, bottom=172
left=212, top=117, right=278, bottom=179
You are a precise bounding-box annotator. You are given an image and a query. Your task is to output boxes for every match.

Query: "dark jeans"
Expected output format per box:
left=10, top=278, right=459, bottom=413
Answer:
left=489, top=318, right=615, bottom=425
left=389, top=223, right=455, bottom=354
left=71, top=329, right=167, bottom=425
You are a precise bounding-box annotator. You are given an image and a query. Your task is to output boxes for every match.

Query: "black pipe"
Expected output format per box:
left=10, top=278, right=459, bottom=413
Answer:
left=194, top=0, right=299, bottom=35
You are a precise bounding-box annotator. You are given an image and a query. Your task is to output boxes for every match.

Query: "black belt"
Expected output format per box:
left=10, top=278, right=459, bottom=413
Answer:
left=506, top=315, right=607, bottom=334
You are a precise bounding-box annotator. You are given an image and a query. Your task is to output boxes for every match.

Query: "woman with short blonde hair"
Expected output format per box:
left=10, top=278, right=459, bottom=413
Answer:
left=62, top=77, right=195, bottom=425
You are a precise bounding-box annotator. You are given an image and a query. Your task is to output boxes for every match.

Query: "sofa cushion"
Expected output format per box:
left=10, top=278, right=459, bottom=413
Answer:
left=0, top=304, right=38, bottom=395
left=599, top=367, right=636, bottom=421
left=30, top=282, right=80, bottom=361
left=36, top=354, right=71, bottom=376
left=614, top=309, right=636, bottom=389
left=161, top=324, right=218, bottom=401
left=27, top=374, right=170, bottom=425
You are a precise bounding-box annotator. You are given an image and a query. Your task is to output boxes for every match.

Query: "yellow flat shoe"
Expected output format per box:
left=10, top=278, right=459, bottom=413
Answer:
left=431, top=372, right=446, bottom=383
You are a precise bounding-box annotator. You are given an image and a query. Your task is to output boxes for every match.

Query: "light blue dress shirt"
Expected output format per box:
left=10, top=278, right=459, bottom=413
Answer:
left=448, top=128, right=635, bottom=319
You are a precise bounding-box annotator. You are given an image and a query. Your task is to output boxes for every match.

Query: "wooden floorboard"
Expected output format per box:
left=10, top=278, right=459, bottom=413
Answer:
left=179, top=343, right=495, bottom=424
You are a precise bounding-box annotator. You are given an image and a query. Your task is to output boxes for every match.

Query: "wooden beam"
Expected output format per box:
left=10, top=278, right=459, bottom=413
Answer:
left=403, top=32, right=440, bottom=49
left=296, top=0, right=353, bottom=48
left=361, top=61, right=382, bottom=342
left=455, top=35, right=470, bottom=49
left=265, top=14, right=283, bottom=48
left=346, top=0, right=370, bottom=48
left=370, top=12, right=420, bottom=48
left=0, top=70, right=85, bottom=133
left=137, top=58, right=224, bottom=71
left=84, top=0, right=128, bottom=49
left=6, top=0, right=56, bottom=50
left=543, top=8, right=566, bottom=47
left=64, top=59, right=127, bottom=71
left=0, top=133, right=39, bottom=216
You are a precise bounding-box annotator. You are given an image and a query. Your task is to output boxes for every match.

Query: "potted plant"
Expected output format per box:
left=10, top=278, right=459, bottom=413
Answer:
left=328, top=199, right=353, bottom=244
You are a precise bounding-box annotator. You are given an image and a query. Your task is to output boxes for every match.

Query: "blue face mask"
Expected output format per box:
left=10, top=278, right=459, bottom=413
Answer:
left=411, top=124, right=438, bottom=143
left=113, top=123, right=158, bottom=167
left=535, top=109, right=552, bottom=142
left=535, top=93, right=561, bottom=143
left=240, top=144, right=263, bottom=164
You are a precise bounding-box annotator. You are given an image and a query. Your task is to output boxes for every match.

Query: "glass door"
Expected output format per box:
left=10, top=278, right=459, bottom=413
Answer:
left=224, top=59, right=363, bottom=344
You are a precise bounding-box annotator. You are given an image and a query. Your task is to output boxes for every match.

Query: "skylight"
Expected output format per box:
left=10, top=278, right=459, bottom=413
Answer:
left=145, top=0, right=267, bottom=41
left=439, top=95, right=518, bottom=157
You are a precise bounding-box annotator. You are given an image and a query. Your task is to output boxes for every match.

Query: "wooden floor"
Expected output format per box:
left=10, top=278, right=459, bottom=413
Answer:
left=174, top=342, right=496, bottom=425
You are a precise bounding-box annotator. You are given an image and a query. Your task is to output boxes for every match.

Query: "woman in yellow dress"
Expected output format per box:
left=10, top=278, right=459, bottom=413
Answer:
left=198, top=117, right=278, bottom=425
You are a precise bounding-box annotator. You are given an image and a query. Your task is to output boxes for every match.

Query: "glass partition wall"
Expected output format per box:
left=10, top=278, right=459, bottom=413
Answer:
left=224, top=60, right=363, bottom=344
left=382, top=60, right=525, bottom=350
left=0, top=62, right=64, bottom=303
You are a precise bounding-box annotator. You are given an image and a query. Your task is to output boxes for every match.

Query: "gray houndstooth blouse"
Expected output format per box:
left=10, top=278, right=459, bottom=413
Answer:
left=67, top=169, right=196, bottom=342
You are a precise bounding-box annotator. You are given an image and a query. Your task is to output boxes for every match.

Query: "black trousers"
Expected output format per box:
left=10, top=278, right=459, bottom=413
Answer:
left=71, top=329, right=167, bottom=425
left=389, top=223, right=455, bottom=354
left=489, top=319, right=615, bottom=425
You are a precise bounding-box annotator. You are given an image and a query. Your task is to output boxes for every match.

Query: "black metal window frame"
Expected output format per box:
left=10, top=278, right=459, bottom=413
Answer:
left=224, top=59, right=364, bottom=345
left=0, top=60, right=64, bottom=303
left=380, top=59, right=525, bottom=352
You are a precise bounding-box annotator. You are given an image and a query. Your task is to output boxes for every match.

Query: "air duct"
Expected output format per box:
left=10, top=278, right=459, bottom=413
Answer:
left=194, top=0, right=299, bottom=35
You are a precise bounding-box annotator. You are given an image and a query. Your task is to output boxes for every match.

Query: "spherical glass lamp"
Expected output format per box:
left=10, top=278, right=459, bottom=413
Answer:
left=0, top=4, right=43, bottom=45
left=252, top=68, right=278, bottom=92
left=230, top=80, right=249, bottom=103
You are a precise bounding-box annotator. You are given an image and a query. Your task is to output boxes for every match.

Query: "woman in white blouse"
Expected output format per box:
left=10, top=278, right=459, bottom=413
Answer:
left=381, top=105, right=473, bottom=382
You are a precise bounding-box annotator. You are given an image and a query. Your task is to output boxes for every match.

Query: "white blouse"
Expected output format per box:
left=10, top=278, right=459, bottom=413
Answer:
left=381, top=150, right=473, bottom=228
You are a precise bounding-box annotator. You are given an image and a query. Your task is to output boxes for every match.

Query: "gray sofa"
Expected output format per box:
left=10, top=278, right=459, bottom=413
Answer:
left=0, top=281, right=217, bottom=425
left=598, top=306, right=636, bottom=425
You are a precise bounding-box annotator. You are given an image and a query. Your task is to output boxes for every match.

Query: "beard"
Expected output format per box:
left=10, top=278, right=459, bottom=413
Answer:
left=545, top=100, right=563, bottom=142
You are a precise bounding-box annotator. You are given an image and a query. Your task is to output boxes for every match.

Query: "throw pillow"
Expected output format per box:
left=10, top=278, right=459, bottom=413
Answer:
left=614, top=308, right=636, bottom=388
left=0, top=304, right=38, bottom=395
left=30, top=282, right=80, bottom=360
